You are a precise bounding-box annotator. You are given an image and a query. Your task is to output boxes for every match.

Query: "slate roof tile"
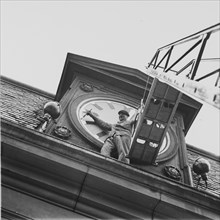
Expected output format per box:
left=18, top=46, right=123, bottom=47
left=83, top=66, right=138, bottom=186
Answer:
left=0, top=78, right=52, bottom=129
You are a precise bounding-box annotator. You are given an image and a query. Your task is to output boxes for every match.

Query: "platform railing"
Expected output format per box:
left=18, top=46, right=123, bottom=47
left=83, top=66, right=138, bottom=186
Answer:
left=148, top=23, right=220, bottom=88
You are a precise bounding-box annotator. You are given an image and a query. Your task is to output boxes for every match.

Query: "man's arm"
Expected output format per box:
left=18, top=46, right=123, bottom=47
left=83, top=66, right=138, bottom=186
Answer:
left=130, top=102, right=145, bottom=125
left=86, top=110, right=112, bottom=131
left=129, top=111, right=139, bottom=125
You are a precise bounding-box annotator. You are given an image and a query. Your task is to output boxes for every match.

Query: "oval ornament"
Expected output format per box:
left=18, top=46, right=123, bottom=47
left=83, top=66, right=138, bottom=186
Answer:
left=54, top=126, right=71, bottom=139
left=164, top=166, right=181, bottom=181
left=80, top=83, right=94, bottom=92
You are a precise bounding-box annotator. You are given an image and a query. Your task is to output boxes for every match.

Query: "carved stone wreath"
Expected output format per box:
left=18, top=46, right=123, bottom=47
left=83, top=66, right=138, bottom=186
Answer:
left=53, top=126, right=71, bottom=139
left=164, top=165, right=181, bottom=181
left=80, top=83, right=94, bottom=92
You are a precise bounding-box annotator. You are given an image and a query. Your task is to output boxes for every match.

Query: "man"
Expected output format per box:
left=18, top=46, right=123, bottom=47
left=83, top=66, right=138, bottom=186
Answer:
left=85, top=109, right=136, bottom=163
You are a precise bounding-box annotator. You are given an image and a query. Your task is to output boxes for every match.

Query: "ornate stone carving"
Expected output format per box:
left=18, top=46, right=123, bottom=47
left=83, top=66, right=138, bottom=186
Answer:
left=37, top=101, right=61, bottom=132
left=80, top=83, right=94, bottom=92
left=53, top=126, right=71, bottom=139
left=164, top=165, right=181, bottom=181
left=192, top=157, right=211, bottom=188
left=44, top=101, right=61, bottom=119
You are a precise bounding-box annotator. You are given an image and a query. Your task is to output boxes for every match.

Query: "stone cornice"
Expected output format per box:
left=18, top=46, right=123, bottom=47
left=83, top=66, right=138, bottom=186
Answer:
left=1, top=119, right=220, bottom=219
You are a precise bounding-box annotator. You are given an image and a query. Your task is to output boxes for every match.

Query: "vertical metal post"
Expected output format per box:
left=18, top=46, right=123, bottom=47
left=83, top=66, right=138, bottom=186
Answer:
left=191, top=32, right=211, bottom=80
left=155, top=47, right=173, bottom=70
left=148, top=50, right=159, bottom=68
left=214, top=71, right=220, bottom=87
left=164, top=46, right=173, bottom=71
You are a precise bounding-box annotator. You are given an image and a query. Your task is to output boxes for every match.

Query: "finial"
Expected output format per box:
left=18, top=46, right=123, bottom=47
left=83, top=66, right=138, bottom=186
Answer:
left=38, top=101, right=61, bottom=132
left=192, top=157, right=211, bottom=188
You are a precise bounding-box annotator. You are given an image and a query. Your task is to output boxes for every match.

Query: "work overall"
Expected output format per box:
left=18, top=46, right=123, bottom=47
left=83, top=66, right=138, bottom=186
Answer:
left=101, top=121, right=133, bottom=163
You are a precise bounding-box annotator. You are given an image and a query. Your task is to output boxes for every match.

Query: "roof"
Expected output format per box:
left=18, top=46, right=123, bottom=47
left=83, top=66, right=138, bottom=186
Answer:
left=0, top=76, right=53, bottom=129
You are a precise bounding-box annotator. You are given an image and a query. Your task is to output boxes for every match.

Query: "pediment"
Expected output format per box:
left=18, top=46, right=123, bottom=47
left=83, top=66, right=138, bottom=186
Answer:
left=55, top=53, right=152, bottom=101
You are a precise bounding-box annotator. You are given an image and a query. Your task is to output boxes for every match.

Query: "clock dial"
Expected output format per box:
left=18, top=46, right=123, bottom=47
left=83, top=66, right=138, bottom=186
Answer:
left=68, top=96, right=177, bottom=162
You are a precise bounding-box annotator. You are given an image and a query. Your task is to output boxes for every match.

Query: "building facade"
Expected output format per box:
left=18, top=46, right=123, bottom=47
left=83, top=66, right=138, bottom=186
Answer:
left=1, top=53, right=220, bottom=219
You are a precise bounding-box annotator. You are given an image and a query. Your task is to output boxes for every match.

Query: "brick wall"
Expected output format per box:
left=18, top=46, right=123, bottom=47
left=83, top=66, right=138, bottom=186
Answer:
left=0, top=77, right=53, bottom=129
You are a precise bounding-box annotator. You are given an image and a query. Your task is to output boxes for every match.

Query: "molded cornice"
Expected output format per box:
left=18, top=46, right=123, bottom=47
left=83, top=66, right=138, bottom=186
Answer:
left=1, top=119, right=220, bottom=219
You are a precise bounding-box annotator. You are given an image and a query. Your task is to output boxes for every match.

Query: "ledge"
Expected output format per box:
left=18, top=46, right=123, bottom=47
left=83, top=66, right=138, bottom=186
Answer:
left=1, top=119, right=220, bottom=219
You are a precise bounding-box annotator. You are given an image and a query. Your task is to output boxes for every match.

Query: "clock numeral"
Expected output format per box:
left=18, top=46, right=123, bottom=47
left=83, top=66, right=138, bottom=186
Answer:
left=107, top=102, right=115, bottom=109
left=93, top=103, right=103, bottom=110
left=93, top=112, right=99, bottom=117
left=96, top=130, right=108, bottom=138
left=85, top=121, right=96, bottom=125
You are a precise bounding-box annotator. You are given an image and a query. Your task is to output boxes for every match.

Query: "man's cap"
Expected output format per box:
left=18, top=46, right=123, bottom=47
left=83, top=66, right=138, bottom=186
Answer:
left=118, top=110, right=129, bottom=117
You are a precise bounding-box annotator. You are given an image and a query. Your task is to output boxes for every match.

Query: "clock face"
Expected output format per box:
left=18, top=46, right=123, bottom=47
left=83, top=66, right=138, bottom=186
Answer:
left=76, top=98, right=172, bottom=159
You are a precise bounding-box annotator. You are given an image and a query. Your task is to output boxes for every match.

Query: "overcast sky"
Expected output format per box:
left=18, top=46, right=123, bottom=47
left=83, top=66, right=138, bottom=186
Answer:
left=1, top=0, right=220, bottom=155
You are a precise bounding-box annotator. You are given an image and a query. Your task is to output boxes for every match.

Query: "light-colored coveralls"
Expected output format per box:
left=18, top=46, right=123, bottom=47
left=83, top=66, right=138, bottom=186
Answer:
left=88, top=113, right=135, bottom=163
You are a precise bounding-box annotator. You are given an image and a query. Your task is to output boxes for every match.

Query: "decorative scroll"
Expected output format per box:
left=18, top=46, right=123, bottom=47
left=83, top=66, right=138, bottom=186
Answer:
left=164, top=165, right=181, bottom=181
left=53, top=126, right=71, bottom=139
left=146, top=68, right=220, bottom=109
left=80, top=83, right=94, bottom=92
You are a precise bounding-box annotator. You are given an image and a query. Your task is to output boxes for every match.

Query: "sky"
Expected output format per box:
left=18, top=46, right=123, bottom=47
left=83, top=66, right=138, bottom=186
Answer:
left=1, top=0, right=220, bottom=155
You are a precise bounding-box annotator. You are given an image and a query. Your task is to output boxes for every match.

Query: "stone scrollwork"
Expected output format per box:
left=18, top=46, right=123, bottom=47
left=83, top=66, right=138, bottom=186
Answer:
left=164, top=165, right=181, bottom=181
left=53, top=126, right=71, bottom=139
left=80, top=83, right=94, bottom=92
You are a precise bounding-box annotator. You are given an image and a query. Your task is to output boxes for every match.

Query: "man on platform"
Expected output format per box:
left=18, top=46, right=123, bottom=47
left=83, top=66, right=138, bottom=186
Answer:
left=85, top=109, right=136, bottom=163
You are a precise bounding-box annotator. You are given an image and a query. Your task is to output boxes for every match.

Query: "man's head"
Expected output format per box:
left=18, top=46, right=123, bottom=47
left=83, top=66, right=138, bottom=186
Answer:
left=118, top=110, right=129, bottom=121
